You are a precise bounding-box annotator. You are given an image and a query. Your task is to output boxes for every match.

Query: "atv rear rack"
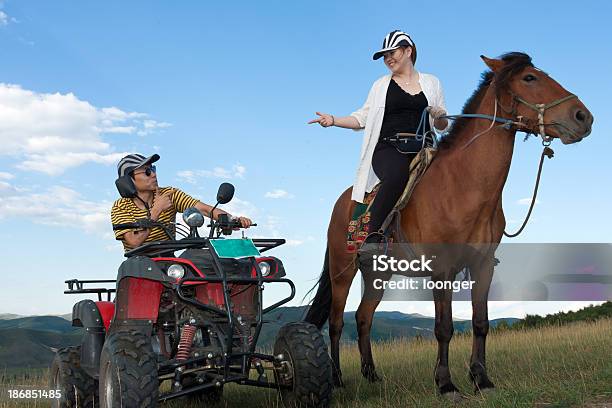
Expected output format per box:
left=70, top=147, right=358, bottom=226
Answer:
left=64, top=279, right=116, bottom=301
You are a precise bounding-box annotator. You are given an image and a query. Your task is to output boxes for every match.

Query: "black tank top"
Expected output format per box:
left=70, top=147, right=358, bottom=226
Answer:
left=379, top=79, right=430, bottom=141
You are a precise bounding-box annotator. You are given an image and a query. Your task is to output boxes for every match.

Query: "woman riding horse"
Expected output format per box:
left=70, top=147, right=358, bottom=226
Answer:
left=309, top=30, right=449, bottom=244
left=306, top=51, right=593, bottom=400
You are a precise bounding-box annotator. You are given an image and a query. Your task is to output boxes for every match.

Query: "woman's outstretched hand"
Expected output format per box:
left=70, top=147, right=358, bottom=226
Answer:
left=308, top=112, right=335, bottom=127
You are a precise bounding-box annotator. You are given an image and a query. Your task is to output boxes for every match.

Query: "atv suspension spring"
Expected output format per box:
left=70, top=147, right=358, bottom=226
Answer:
left=176, top=324, right=197, bottom=361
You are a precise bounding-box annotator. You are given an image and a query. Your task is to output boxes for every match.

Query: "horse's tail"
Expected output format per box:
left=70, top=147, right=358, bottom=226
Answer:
left=303, top=245, right=332, bottom=330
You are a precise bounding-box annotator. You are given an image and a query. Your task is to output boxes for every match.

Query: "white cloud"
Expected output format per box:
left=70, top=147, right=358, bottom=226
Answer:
left=0, top=83, right=171, bottom=175
left=0, top=171, right=14, bottom=180
left=0, top=181, right=12, bottom=191
left=176, top=163, right=246, bottom=183
left=0, top=11, right=7, bottom=26
left=517, top=198, right=540, bottom=206
left=233, top=164, right=246, bottom=179
left=177, top=170, right=197, bottom=184
left=207, top=167, right=233, bottom=179
left=264, top=189, right=295, bottom=199
left=0, top=180, right=113, bottom=237
left=137, top=119, right=172, bottom=136
left=17, top=152, right=127, bottom=175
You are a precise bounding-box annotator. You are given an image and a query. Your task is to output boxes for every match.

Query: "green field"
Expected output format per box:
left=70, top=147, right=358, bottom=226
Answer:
left=1, top=319, right=610, bottom=407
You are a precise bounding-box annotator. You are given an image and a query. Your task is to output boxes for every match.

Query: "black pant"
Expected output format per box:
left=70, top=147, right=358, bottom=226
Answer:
left=368, top=142, right=416, bottom=234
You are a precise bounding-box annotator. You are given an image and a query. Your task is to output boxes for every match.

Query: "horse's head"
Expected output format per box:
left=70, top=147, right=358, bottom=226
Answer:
left=481, top=53, right=593, bottom=144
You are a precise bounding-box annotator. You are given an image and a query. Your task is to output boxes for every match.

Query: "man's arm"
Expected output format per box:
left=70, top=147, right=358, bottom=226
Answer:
left=119, top=189, right=174, bottom=248
left=173, top=188, right=252, bottom=227
left=195, top=202, right=252, bottom=227
left=122, top=228, right=151, bottom=248
left=195, top=201, right=227, bottom=220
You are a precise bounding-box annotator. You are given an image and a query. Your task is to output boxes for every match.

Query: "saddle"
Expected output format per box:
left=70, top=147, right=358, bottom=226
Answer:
left=346, top=146, right=437, bottom=253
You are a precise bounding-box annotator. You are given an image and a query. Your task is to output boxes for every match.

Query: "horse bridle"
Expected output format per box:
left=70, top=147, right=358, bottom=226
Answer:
left=441, top=91, right=578, bottom=146
left=503, top=92, right=577, bottom=145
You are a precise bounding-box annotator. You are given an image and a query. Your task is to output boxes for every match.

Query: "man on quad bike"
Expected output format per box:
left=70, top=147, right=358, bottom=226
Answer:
left=111, top=153, right=252, bottom=251
left=51, top=155, right=333, bottom=408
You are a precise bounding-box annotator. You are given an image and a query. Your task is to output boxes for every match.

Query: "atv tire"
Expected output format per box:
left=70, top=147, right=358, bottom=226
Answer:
left=99, top=330, right=158, bottom=408
left=273, top=322, right=332, bottom=407
left=50, top=346, right=98, bottom=408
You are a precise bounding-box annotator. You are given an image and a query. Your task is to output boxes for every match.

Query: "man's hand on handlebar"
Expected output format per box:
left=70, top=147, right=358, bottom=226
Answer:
left=235, top=216, right=253, bottom=228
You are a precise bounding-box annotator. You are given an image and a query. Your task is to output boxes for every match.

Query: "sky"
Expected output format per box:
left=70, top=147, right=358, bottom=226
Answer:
left=0, top=1, right=610, bottom=319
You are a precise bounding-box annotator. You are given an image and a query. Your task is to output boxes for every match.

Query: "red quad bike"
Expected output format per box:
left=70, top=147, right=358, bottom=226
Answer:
left=50, top=183, right=332, bottom=407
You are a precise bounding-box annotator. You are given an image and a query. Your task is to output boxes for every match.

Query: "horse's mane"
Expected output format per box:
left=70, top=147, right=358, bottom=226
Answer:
left=438, top=52, right=534, bottom=150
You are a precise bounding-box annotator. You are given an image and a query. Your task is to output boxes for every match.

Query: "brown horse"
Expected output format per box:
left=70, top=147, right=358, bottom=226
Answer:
left=305, top=52, right=593, bottom=398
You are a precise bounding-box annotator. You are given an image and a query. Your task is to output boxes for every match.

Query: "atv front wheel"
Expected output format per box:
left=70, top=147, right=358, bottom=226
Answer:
left=99, top=330, right=158, bottom=408
left=50, top=346, right=98, bottom=408
left=273, top=322, right=332, bottom=407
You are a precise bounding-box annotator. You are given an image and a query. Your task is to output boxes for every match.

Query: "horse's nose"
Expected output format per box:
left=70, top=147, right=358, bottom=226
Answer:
left=574, top=107, right=594, bottom=133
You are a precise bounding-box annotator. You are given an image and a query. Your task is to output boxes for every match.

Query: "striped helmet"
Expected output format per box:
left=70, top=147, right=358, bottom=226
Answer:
left=117, top=153, right=160, bottom=177
left=373, top=30, right=414, bottom=60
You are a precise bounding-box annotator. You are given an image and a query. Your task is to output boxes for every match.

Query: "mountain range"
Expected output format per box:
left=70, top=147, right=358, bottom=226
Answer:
left=0, top=307, right=519, bottom=370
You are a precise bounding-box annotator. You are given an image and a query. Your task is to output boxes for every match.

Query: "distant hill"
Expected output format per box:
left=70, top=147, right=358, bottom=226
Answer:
left=0, top=316, right=80, bottom=334
left=0, top=329, right=83, bottom=369
left=507, top=301, right=611, bottom=331
left=0, top=313, right=22, bottom=320
left=257, top=306, right=518, bottom=345
left=14, top=303, right=612, bottom=370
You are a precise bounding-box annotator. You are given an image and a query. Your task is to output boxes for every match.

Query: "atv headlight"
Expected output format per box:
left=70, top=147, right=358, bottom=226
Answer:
left=258, top=261, right=271, bottom=277
left=167, top=264, right=185, bottom=279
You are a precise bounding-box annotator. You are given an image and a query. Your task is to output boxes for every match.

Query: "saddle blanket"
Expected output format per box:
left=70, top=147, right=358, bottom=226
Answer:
left=346, top=147, right=437, bottom=253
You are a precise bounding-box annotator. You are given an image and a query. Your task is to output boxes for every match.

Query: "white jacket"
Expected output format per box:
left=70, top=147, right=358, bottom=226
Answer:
left=349, top=72, right=449, bottom=203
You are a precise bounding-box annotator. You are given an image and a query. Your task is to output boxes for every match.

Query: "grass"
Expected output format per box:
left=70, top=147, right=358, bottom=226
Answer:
left=1, top=319, right=610, bottom=407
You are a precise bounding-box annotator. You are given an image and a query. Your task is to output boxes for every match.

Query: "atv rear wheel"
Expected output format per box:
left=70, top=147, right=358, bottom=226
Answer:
left=99, top=330, right=159, bottom=408
left=50, top=346, right=98, bottom=408
left=273, top=322, right=332, bottom=407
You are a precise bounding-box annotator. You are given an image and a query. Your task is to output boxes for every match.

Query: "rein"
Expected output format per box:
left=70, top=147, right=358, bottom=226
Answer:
left=503, top=146, right=554, bottom=237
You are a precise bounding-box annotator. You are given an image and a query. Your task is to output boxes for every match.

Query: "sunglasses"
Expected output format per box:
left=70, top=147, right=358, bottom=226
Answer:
left=133, top=165, right=157, bottom=177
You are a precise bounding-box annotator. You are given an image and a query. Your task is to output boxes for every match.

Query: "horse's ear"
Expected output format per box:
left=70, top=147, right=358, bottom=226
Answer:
left=480, top=55, right=503, bottom=73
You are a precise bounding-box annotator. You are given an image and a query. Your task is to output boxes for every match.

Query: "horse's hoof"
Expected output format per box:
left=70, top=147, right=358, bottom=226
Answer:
left=361, top=365, right=382, bottom=383
left=439, top=383, right=465, bottom=403
left=473, top=377, right=496, bottom=393
left=475, top=384, right=496, bottom=395
left=441, top=390, right=465, bottom=404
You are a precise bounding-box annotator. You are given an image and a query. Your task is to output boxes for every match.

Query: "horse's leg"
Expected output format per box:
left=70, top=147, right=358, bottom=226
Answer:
left=433, top=285, right=462, bottom=400
left=355, top=297, right=382, bottom=382
left=326, top=187, right=358, bottom=387
left=469, top=259, right=496, bottom=392
left=354, top=250, right=388, bottom=382
left=328, top=248, right=357, bottom=387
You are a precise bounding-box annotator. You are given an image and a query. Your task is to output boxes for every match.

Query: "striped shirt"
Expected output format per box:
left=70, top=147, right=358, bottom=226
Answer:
left=111, top=187, right=200, bottom=251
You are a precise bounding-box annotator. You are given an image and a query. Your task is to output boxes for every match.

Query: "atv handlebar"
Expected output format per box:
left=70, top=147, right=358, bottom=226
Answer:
left=208, top=213, right=256, bottom=238
left=113, top=218, right=257, bottom=232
